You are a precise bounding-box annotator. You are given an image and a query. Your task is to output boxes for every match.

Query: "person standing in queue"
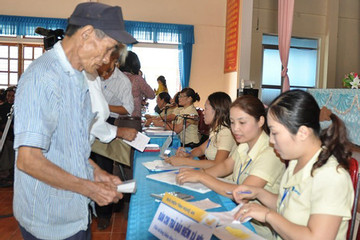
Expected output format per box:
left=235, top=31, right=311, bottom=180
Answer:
left=13, top=3, right=137, bottom=239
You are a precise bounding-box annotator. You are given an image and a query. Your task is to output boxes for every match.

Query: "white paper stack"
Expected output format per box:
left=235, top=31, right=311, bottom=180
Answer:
left=144, top=129, right=175, bottom=136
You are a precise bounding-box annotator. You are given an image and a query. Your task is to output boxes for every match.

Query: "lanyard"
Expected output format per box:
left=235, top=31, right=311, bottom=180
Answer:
left=279, top=186, right=300, bottom=207
left=236, top=158, right=252, bottom=184
left=206, top=138, right=211, bottom=149
left=280, top=187, right=291, bottom=207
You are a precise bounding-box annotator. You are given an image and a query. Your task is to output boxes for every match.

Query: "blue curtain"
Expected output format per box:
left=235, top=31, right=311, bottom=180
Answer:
left=0, top=15, right=67, bottom=36
left=0, top=16, right=195, bottom=88
left=178, top=44, right=193, bottom=88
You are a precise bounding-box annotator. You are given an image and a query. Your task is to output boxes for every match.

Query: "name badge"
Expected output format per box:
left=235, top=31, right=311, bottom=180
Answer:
left=149, top=192, right=218, bottom=240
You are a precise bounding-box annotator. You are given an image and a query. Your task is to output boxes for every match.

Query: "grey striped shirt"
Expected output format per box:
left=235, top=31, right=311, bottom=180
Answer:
left=13, top=42, right=94, bottom=239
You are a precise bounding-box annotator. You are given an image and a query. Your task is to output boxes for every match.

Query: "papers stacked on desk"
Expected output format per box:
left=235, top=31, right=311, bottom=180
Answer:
left=146, top=170, right=211, bottom=194
left=144, top=129, right=175, bottom=136
left=142, top=160, right=193, bottom=171
left=144, top=144, right=160, bottom=152
left=143, top=126, right=165, bottom=131
left=214, top=224, right=265, bottom=240
left=210, top=205, right=264, bottom=240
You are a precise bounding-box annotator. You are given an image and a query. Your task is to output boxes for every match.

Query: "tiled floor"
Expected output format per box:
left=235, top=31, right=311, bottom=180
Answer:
left=0, top=186, right=128, bottom=240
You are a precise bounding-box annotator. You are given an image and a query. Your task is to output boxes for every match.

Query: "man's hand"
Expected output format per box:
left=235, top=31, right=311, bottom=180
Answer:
left=117, top=127, right=137, bottom=141
left=90, top=163, right=123, bottom=206
left=88, top=181, right=123, bottom=206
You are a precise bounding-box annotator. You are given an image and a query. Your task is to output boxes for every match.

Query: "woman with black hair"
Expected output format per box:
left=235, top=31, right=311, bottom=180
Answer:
left=145, top=92, right=171, bottom=126
left=120, top=51, right=155, bottom=117
left=233, top=90, right=354, bottom=240
left=165, top=92, right=236, bottom=168
left=176, top=94, right=284, bottom=239
left=165, top=87, right=201, bottom=147
left=154, top=75, right=168, bottom=95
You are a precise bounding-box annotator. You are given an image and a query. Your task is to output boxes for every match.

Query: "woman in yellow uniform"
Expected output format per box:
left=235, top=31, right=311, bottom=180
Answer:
left=165, top=91, right=236, bottom=168
left=165, top=87, right=201, bottom=148
left=233, top=90, right=354, bottom=240
left=144, top=92, right=172, bottom=126
left=176, top=95, right=285, bottom=239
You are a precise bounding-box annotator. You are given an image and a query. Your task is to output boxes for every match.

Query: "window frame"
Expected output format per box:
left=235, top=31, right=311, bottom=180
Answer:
left=261, top=35, right=319, bottom=104
left=0, top=36, right=44, bottom=88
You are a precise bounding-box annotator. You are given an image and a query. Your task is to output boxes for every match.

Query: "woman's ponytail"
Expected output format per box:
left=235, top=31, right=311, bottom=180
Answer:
left=313, top=113, right=352, bottom=174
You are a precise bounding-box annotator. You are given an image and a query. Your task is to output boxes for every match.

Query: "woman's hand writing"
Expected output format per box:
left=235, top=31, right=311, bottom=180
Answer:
left=164, top=156, right=185, bottom=166
left=232, top=185, right=258, bottom=204
left=176, top=168, right=204, bottom=185
left=234, top=202, right=271, bottom=223
left=175, top=147, right=191, bottom=158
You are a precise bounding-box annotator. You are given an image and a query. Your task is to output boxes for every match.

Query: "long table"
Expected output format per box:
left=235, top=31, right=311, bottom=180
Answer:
left=126, top=135, right=254, bottom=240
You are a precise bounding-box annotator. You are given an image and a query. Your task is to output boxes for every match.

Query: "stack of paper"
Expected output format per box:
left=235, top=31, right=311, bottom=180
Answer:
left=142, top=159, right=193, bottom=171
left=146, top=170, right=211, bottom=194
left=143, top=126, right=165, bottom=131
left=214, top=224, right=265, bottom=240
left=144, top=129, right=175, bottom=136
left=210, top=205, right=263, bottom=240
left=144, top=144, right=160, bottom=152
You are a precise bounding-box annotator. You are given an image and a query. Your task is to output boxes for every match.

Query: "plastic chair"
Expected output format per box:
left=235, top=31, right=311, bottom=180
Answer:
left=348, top=158, right=360, bottom=240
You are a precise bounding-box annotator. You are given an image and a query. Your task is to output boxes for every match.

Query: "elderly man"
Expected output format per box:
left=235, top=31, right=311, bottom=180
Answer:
left=13, top=3, right=136, bottom=239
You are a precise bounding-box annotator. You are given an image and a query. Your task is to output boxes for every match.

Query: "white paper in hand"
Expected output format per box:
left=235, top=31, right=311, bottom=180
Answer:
left=117, top=179, right=136, bottom=193
left=123, top=132, right=150, bottom=152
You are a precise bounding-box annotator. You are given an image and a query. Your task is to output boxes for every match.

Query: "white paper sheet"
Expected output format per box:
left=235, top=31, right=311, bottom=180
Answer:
left=146, top=170, right=211, bottom=194
left=209, top=204, right=251, bottom=226
left=214, top=223, right=266, bottom=240
left=142, top=160, right=193, bottom=171
left=123, top=132, right=150, bottom=152
left=190, top=198, right=222, bottom=210
left=117, top=179, right=136, bottom=193
left=144, top=129, right=175, bottom=136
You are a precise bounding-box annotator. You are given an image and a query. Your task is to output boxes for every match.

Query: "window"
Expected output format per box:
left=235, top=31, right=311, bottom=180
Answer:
left=0, top=36, right=44, bottom=88
left=261, top=35, right=318, bottom=105
left=132, top=43, right=181, bottom=112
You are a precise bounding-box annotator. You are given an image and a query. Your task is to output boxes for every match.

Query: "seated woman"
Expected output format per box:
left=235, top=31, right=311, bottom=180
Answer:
left=176, top=95, right=285, bottom=239
left=164, top=92, right=236, bottom=169
left=164, top=88, right=201, bottom=148
left=145, top=92, right=172, bottom=126
left=233, top=90, right=354, bottom=240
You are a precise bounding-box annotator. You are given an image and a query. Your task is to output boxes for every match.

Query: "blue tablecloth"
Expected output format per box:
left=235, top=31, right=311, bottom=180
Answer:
left=126, top=137, right=255, bottom=240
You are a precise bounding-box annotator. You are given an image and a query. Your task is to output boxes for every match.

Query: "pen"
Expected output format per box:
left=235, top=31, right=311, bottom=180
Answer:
left=225, top=191, right=252, bottom=195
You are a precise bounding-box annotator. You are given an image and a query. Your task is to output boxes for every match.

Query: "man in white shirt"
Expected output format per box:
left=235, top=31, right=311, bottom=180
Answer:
left=99, top=45, right=134, bottom=123
left=91, top=46, right=136, bottom=230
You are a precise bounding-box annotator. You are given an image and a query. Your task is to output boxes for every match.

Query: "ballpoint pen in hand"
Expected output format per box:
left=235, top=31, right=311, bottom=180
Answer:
left=226, top=191, right=252, bottom=195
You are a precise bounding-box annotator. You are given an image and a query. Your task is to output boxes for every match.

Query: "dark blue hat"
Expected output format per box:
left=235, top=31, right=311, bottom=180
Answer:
left=68, top=2, right=137, bottom=44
